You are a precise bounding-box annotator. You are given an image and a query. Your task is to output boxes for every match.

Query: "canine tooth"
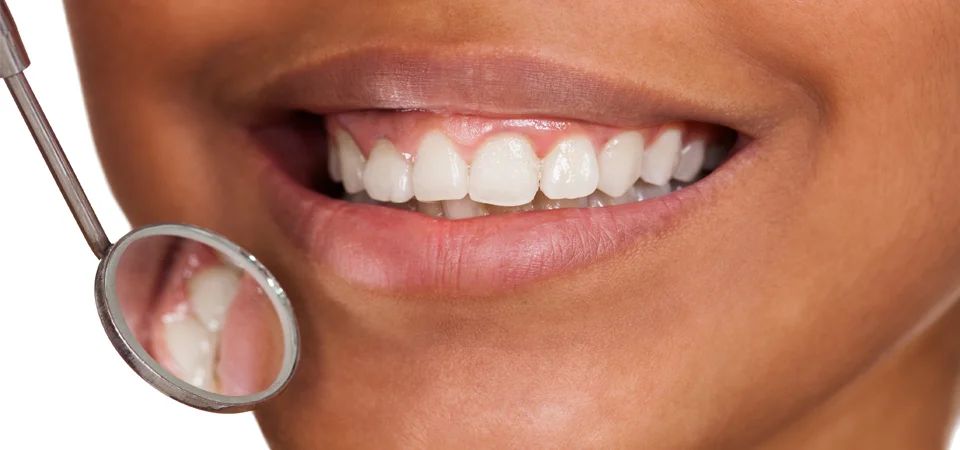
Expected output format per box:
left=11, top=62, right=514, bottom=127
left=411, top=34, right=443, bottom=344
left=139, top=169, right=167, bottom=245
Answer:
left=164, top=316, right=217, bottom=390
left=597, top=132, right=644, bottom=197
left=636, top=182, right=672, bottom=200
left=703, top=143, right=727, bottom=171
left=469, top=134, right=540, bottom=207
left=442, top=197, right=489, bottom=219
left=640, top=126, right=683, bottom=186
left=336, top=130, right=366, bottom=194
left=417, top=201, right=445, bottom=218
left=188, top=266, right=241, bottom=332
left=327, top=136, right=342, bottom=182
left=540, top=136, right=599, bottom=200
left=673, top=139, right=706, bottom=182
left=363, top=140, right=413, bottom=203
left=413, top=131, right=469, bottom=202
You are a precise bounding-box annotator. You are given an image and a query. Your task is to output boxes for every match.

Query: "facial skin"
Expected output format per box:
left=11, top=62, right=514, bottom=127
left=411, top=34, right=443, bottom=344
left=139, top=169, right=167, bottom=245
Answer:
left=63, top=1, right=960, bottom=449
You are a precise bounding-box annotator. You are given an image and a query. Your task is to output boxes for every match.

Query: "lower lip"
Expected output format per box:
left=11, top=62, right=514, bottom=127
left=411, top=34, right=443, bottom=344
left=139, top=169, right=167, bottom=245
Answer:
left=258, top=140, right=745, bottom=293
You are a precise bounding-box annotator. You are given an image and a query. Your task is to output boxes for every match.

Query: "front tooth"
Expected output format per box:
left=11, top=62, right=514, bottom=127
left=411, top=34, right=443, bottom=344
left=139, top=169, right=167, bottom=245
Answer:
left=442, top=197, right=489, bottom=219
left=597, top=132, right=644, bottom=197
left=540, top=136, right=599, bottom=200
left=188, top=266, right=241, bottom=332
left=413, top=131, right=469, bottom=202
left=672, top=139, right=706, bottom=182
left=363, top=140, right=414, bottom=203
left=640, top=126, right=683, bottom=186
left=336, top=130, right=366, bottom=194
left=468, top=134, right=540, bottom=207
left=327, top=135, right=342, bottom=182
left=164, top=316, right=217, bottom=390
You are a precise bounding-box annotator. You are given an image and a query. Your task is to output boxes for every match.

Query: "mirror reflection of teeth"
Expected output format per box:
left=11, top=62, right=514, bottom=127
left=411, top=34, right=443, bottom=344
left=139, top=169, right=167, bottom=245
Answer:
left=163, top=264, right=242, bottom=391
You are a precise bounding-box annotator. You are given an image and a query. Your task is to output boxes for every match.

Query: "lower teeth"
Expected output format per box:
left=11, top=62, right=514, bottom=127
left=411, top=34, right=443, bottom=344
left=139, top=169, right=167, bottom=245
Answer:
left=342, top=177, right=699, bottom=220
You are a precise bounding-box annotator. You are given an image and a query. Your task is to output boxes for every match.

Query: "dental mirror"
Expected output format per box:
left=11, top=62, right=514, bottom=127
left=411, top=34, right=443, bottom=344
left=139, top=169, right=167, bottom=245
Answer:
left=1, top=1, right=299, bottom=413
left=98, top=225, right=298, bottom=412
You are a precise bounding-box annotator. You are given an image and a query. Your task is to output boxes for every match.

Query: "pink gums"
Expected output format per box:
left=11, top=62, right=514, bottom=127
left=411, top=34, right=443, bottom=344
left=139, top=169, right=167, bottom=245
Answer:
left=328, top=110, right=676, bottom=160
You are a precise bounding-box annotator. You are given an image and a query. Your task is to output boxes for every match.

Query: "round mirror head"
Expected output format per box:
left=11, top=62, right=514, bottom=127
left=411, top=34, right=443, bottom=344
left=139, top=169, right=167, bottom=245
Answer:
left=95, top=224, right=299, bottom=413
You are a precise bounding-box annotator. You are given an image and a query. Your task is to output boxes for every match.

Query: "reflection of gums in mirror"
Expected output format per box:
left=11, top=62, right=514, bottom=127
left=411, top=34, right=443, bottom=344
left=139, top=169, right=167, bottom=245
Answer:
left=114, top=237, right=283, bottom=395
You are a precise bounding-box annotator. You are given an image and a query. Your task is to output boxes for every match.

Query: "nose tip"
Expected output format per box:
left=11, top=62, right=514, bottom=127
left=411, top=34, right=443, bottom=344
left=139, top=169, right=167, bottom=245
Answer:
left=0, top=0, right=30, bottom=78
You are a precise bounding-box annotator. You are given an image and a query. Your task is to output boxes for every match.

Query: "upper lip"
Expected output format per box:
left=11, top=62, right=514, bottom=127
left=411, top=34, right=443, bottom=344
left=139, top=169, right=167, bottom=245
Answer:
left=249, top=47, right=771, bottom=137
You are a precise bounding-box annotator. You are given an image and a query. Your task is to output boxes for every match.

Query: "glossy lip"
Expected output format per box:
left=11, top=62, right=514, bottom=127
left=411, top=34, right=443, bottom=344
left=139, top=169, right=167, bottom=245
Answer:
left=252, top=49, right=756, bottom=292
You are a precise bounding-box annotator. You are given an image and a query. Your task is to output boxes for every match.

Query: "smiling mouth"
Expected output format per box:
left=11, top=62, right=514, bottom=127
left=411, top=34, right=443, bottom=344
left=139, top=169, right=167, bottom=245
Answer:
left=252, top=50, right=751, bottom=291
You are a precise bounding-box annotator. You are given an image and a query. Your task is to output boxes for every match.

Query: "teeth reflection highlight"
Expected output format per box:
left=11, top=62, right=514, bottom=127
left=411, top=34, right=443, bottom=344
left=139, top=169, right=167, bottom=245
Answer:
left=413, top=131, right=470, bottom=202
left=161, top=257, right=258, bottom=392
left=540, top=136, right=599, bottom=200
left=673, top=139, right=706, bottom=183
left=327, top=135, right=342, bottom=183
left=188, top=266, right=241, bottom=332
left=363, top=140, right=413, bottom=203
left=468, top=134, right=540, bottom=207
left=597, top=132, right=644, bottom=197
left=164, top=316, right=217, bottom=391
left=640, top=126, right=683, bottom=186
left=336, top=130, right=366, bottom=194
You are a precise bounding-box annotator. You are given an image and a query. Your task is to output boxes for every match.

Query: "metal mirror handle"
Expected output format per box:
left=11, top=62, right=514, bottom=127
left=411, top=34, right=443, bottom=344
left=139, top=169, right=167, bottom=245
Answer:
left=1, top=0, right=111, bottom=259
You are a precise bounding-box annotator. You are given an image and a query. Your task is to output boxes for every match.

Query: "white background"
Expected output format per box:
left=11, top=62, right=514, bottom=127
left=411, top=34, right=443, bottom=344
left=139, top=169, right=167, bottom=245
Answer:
left=3, top=2, right=960, bottom=450
left=1, top=2, right=266, bottom=449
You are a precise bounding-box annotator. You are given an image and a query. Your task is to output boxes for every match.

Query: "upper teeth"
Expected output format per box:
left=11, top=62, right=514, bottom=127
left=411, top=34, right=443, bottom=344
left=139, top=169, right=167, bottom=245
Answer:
left=164, top=315, right=218, bottom=391
left=187, top=266, right=242, bottom=332
left=673, top=139, right=707, bottom=183
left=468, top=133, right=541, bottom=207
left=540, top=136, right=600, bottom=200
left=639, top=126, right=683, bottom=187
left=336, top=129, right=367, bottom=194
left=412, top=131, right=469, bottom=202
left=362, top=139, right=414, bottom=203
left=596, top=131, right=645, bottom=197
left=163, top=264, right=243, bottom=392
left=329, top=124, right=707, bottom=207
